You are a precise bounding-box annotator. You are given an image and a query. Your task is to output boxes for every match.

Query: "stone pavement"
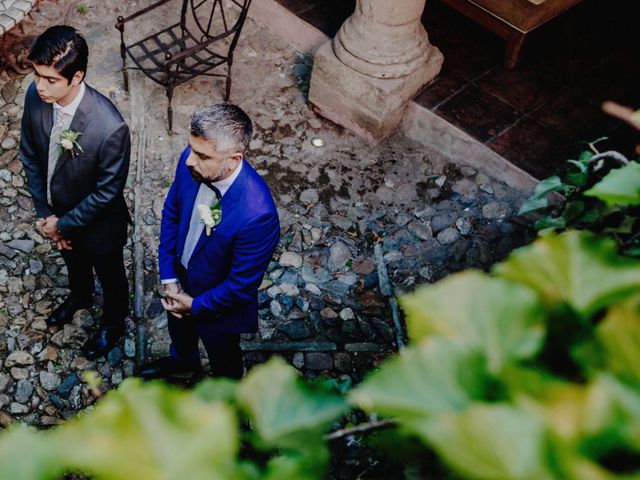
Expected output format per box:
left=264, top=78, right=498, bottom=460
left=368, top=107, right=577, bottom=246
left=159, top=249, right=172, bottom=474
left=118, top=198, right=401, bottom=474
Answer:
left=0, top=0, right=35, bottom=37
left=0, top=0, right=531, bottom=426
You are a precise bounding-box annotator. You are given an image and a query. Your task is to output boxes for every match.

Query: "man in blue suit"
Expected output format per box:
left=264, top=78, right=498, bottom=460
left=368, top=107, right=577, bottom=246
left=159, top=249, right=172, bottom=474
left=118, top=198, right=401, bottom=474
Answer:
left=138, top=104, right=280, bottom=380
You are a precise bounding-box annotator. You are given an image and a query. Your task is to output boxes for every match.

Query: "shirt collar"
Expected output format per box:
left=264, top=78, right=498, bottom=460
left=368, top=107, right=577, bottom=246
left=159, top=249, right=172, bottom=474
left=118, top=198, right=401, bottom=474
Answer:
left=211, top=159, right=243, bottom=198
left=53, top=82, right=86, bottom=117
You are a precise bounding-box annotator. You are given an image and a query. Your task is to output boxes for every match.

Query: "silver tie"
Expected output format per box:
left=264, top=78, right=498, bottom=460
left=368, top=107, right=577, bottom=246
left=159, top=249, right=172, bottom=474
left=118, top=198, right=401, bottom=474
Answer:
left=47, top=110, right=67, bottom=206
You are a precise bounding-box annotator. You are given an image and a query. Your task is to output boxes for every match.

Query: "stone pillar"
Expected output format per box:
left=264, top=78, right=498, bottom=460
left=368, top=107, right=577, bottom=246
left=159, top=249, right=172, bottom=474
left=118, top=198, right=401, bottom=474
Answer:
left=308, top=0, right=443, bottom=144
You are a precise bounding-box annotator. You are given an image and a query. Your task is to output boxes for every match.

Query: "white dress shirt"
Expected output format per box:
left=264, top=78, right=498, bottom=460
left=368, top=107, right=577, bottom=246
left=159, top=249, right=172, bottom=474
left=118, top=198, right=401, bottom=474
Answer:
left=162, top=160, right=243, bottom=285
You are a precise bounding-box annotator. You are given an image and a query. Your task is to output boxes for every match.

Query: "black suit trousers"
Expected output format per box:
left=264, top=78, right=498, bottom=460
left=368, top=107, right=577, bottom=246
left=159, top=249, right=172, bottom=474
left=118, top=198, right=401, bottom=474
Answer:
left=167, top=311, right=243, bottom=379
left=61, top=246, right=128, bottom=328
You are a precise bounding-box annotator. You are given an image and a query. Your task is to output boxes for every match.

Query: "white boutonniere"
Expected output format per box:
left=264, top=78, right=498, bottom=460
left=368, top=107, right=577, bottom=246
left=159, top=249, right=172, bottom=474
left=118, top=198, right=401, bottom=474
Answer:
left=197, top=200, right=222, bottom=236
left=57, top=129, right=84, bottom=159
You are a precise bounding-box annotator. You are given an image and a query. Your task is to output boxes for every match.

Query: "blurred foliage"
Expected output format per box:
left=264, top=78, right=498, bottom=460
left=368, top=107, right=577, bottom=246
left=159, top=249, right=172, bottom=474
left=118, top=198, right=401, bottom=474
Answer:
left=2, top=231, right=640, bottom=479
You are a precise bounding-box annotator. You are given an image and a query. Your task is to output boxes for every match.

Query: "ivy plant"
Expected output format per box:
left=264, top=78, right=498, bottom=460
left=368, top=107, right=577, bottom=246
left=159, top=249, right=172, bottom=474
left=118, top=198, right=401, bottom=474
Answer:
left=518, top=142, right=640, bottom=257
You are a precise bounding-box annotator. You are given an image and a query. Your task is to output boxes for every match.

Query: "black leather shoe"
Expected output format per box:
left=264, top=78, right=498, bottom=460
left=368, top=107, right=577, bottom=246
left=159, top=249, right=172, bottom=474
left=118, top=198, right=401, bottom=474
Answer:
left=47, top=296, right=92, bottom=327
left=84, top=327, right=124, bottom=360
left=137, top=356, right=203, bottom=381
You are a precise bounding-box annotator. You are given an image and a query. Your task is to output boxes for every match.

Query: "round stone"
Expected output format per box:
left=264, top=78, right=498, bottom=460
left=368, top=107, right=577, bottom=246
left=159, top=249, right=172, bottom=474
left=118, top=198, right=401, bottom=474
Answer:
left=1, top=137, right=17, bottom=150
left=320, top=308, right=338, bottom=319
left=339, top=308, right=355, bottom=321
left=437, top=227, right=461, bottom=245
left=299, top=188, right=319, bottom=205
left=292, top=352, right=304, bottom=369
left=305, top=283, right=321, bottom=295
left=5, top=351, right=35, bottom=368
left=39, top=372, right=61, bottom=391
left=279, top=252, right=303, bottom=268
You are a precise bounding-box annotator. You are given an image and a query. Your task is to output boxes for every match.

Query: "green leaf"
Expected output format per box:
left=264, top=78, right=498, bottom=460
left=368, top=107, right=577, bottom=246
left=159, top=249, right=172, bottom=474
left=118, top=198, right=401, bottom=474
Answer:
left=65, top=379, right=240, bottom=480
left=578, top=150, right=596, bottom=162
left=519, top=176, right=565, bottom=215
left=400, top=271, right=545, bottom=373
left=565, top=160, right=589, bottom=187
left=0, top=379, right=243, bottom=480
left=596, top=295, right=640, bottom=384
left=576, top=208, right=601, bottom=225
left=0, top=426, right=66, bottom=479
left=237, top=357, right=347, bottom=449
left=350, top=339, right=490, bottom=421
left=416, top=404, right=553, bottom=480
left=192, top=377, right=239, bottom=404
left=535, top=215, right=567, bottom=230
left=562, top=201, right=585, bottom=223
left=585, top=161, right=640, bottom=206
left=495, top=231, right=640, bottom=317
left=518, top=195, right=549, bottom=216
left=264, top=451, right=329, bottom=480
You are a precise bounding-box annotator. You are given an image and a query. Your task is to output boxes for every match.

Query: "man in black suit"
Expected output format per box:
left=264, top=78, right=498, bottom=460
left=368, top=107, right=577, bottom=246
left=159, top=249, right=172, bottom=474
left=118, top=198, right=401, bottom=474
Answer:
left=19, top=26, right=131, bottom=359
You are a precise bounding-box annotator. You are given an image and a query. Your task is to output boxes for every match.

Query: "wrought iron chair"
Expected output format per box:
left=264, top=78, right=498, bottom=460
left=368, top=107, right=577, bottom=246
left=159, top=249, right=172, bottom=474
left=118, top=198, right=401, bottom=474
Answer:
left=116, top=0, right=253, bottom=131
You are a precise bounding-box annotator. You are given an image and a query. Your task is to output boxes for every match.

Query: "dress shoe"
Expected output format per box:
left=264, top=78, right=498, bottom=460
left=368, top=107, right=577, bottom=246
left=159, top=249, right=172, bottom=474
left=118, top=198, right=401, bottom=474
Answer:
left=84, top=327, right=124, bottom=360
left=47, top=296, right=92, bottom=327
left=137, top=356, right=203, bottom=381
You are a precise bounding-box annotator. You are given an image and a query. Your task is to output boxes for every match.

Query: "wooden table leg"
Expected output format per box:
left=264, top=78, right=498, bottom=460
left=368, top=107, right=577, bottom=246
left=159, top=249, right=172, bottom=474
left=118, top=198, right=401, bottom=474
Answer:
left=504, top=31, right=527, bottom=69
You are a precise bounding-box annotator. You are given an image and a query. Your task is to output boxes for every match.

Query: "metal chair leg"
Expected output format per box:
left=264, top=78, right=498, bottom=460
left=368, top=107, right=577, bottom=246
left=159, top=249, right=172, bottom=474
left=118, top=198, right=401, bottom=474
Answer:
left=116, top=18, right=129, bottom=92
left=167, top=83, right=175, bottom=132
left=225, top=60, right=232, bottom=102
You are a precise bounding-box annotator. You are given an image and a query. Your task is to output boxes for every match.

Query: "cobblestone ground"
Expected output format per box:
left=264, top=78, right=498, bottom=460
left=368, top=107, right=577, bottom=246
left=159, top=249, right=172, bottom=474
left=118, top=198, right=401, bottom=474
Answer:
left=0, top=0, right=531, bottom=427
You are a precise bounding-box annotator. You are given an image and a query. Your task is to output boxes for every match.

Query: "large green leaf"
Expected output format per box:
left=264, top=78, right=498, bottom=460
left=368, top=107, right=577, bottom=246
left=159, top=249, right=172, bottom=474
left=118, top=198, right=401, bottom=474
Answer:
left=495, top=231, right=640, bottom=317
left=585, top=161, right=640, bottom=206
left=350, top=339, right=490, bottom=422
left=0, top=427, right=66, bottom=480
left=400, top=271, right=545, bottom=373
left=192, top=377, right=239, bottom=404
left=566, top=375, right=640, bottom=478
left=416, top=404, right=554, bottom=480
left=596, top=295, right=640, bottom=385
left=237, top=357, right=347, bottom=449
left=0, top=379, right=242, bottom=480
left=63, top=379, right=240, bottom=480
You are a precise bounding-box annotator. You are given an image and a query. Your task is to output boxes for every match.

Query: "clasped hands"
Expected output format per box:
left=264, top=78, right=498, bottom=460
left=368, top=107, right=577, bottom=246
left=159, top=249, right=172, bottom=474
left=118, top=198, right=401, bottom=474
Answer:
left=36, top=215, right=72, bottom=251
left=161, top=282, right=194, bottom=318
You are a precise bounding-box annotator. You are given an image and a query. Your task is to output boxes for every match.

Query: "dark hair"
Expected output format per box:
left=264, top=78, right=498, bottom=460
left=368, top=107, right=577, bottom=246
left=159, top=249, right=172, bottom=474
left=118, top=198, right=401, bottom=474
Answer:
left=191, top=104, right=253, bottom=152
left=28, top=25, right=88, bottom=83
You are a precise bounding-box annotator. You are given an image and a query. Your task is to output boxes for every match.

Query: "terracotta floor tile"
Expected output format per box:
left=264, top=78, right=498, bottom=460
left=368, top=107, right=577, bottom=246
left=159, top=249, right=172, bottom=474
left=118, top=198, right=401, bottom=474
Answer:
left=488, top=118, right=574, bottom=179
left=414, top=68, right=466, bottom=109
left=574, top=58, right=640, bottom=108
left=533, top=93, right=620, bottom=144
left=299, top=0, right=355, bottom=37
left=436, top=85, right=519, bottom=142
left=477, top=66, right=563, bottom=113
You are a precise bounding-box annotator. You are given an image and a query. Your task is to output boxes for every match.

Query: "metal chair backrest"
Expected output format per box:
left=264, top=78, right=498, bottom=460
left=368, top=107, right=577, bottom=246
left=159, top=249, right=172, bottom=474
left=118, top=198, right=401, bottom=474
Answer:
left=181, top=0, right=252, bottom=46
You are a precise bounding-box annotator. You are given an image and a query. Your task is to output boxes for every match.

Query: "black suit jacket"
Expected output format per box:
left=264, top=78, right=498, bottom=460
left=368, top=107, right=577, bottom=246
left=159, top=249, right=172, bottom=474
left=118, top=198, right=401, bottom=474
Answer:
left=19, top=83, right=131, bottom=254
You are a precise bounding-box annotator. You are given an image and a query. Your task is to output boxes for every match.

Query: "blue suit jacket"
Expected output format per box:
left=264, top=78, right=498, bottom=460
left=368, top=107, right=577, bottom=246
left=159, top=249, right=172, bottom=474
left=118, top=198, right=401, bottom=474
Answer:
left=159, top=147, right=280, bottom=333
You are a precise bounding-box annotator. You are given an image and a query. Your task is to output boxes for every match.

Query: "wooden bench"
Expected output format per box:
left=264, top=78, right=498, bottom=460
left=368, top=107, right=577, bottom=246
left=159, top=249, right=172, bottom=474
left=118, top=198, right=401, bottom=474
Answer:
left=440, top=0, right=583, bottom=68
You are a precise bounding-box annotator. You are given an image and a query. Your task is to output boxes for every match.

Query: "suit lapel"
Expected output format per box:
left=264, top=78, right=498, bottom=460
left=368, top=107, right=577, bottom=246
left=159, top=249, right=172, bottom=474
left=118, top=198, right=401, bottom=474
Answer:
left=52, top=86, right=94, bottom=178
left=40, top=102, right=53, bottom=148
left=187, top=160, right=249, bottom=263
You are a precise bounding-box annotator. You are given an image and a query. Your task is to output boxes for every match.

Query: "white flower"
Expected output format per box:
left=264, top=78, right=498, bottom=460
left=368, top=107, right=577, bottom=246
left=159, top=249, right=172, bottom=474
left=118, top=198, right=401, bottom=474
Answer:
left=60, top=138, right=74, bottom=150
left=197, top=204, right=215, bottom=236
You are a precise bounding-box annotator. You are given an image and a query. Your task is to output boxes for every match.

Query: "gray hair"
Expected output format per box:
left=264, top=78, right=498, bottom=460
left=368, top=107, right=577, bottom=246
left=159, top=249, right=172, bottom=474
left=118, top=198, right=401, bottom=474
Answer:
left=190, top=103, right=253, bottom=152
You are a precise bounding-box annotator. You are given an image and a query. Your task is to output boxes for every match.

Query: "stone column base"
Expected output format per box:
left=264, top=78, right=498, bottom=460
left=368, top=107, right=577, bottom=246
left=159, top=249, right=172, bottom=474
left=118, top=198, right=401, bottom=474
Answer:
left=308, top=40, right=443, bottom=144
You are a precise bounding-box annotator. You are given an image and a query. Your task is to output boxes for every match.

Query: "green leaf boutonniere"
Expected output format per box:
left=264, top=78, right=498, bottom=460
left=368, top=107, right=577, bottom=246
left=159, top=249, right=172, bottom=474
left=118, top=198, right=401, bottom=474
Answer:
left=197, top=200, right=222, bottom=236
left=57, top=129, right=84, bottom=159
